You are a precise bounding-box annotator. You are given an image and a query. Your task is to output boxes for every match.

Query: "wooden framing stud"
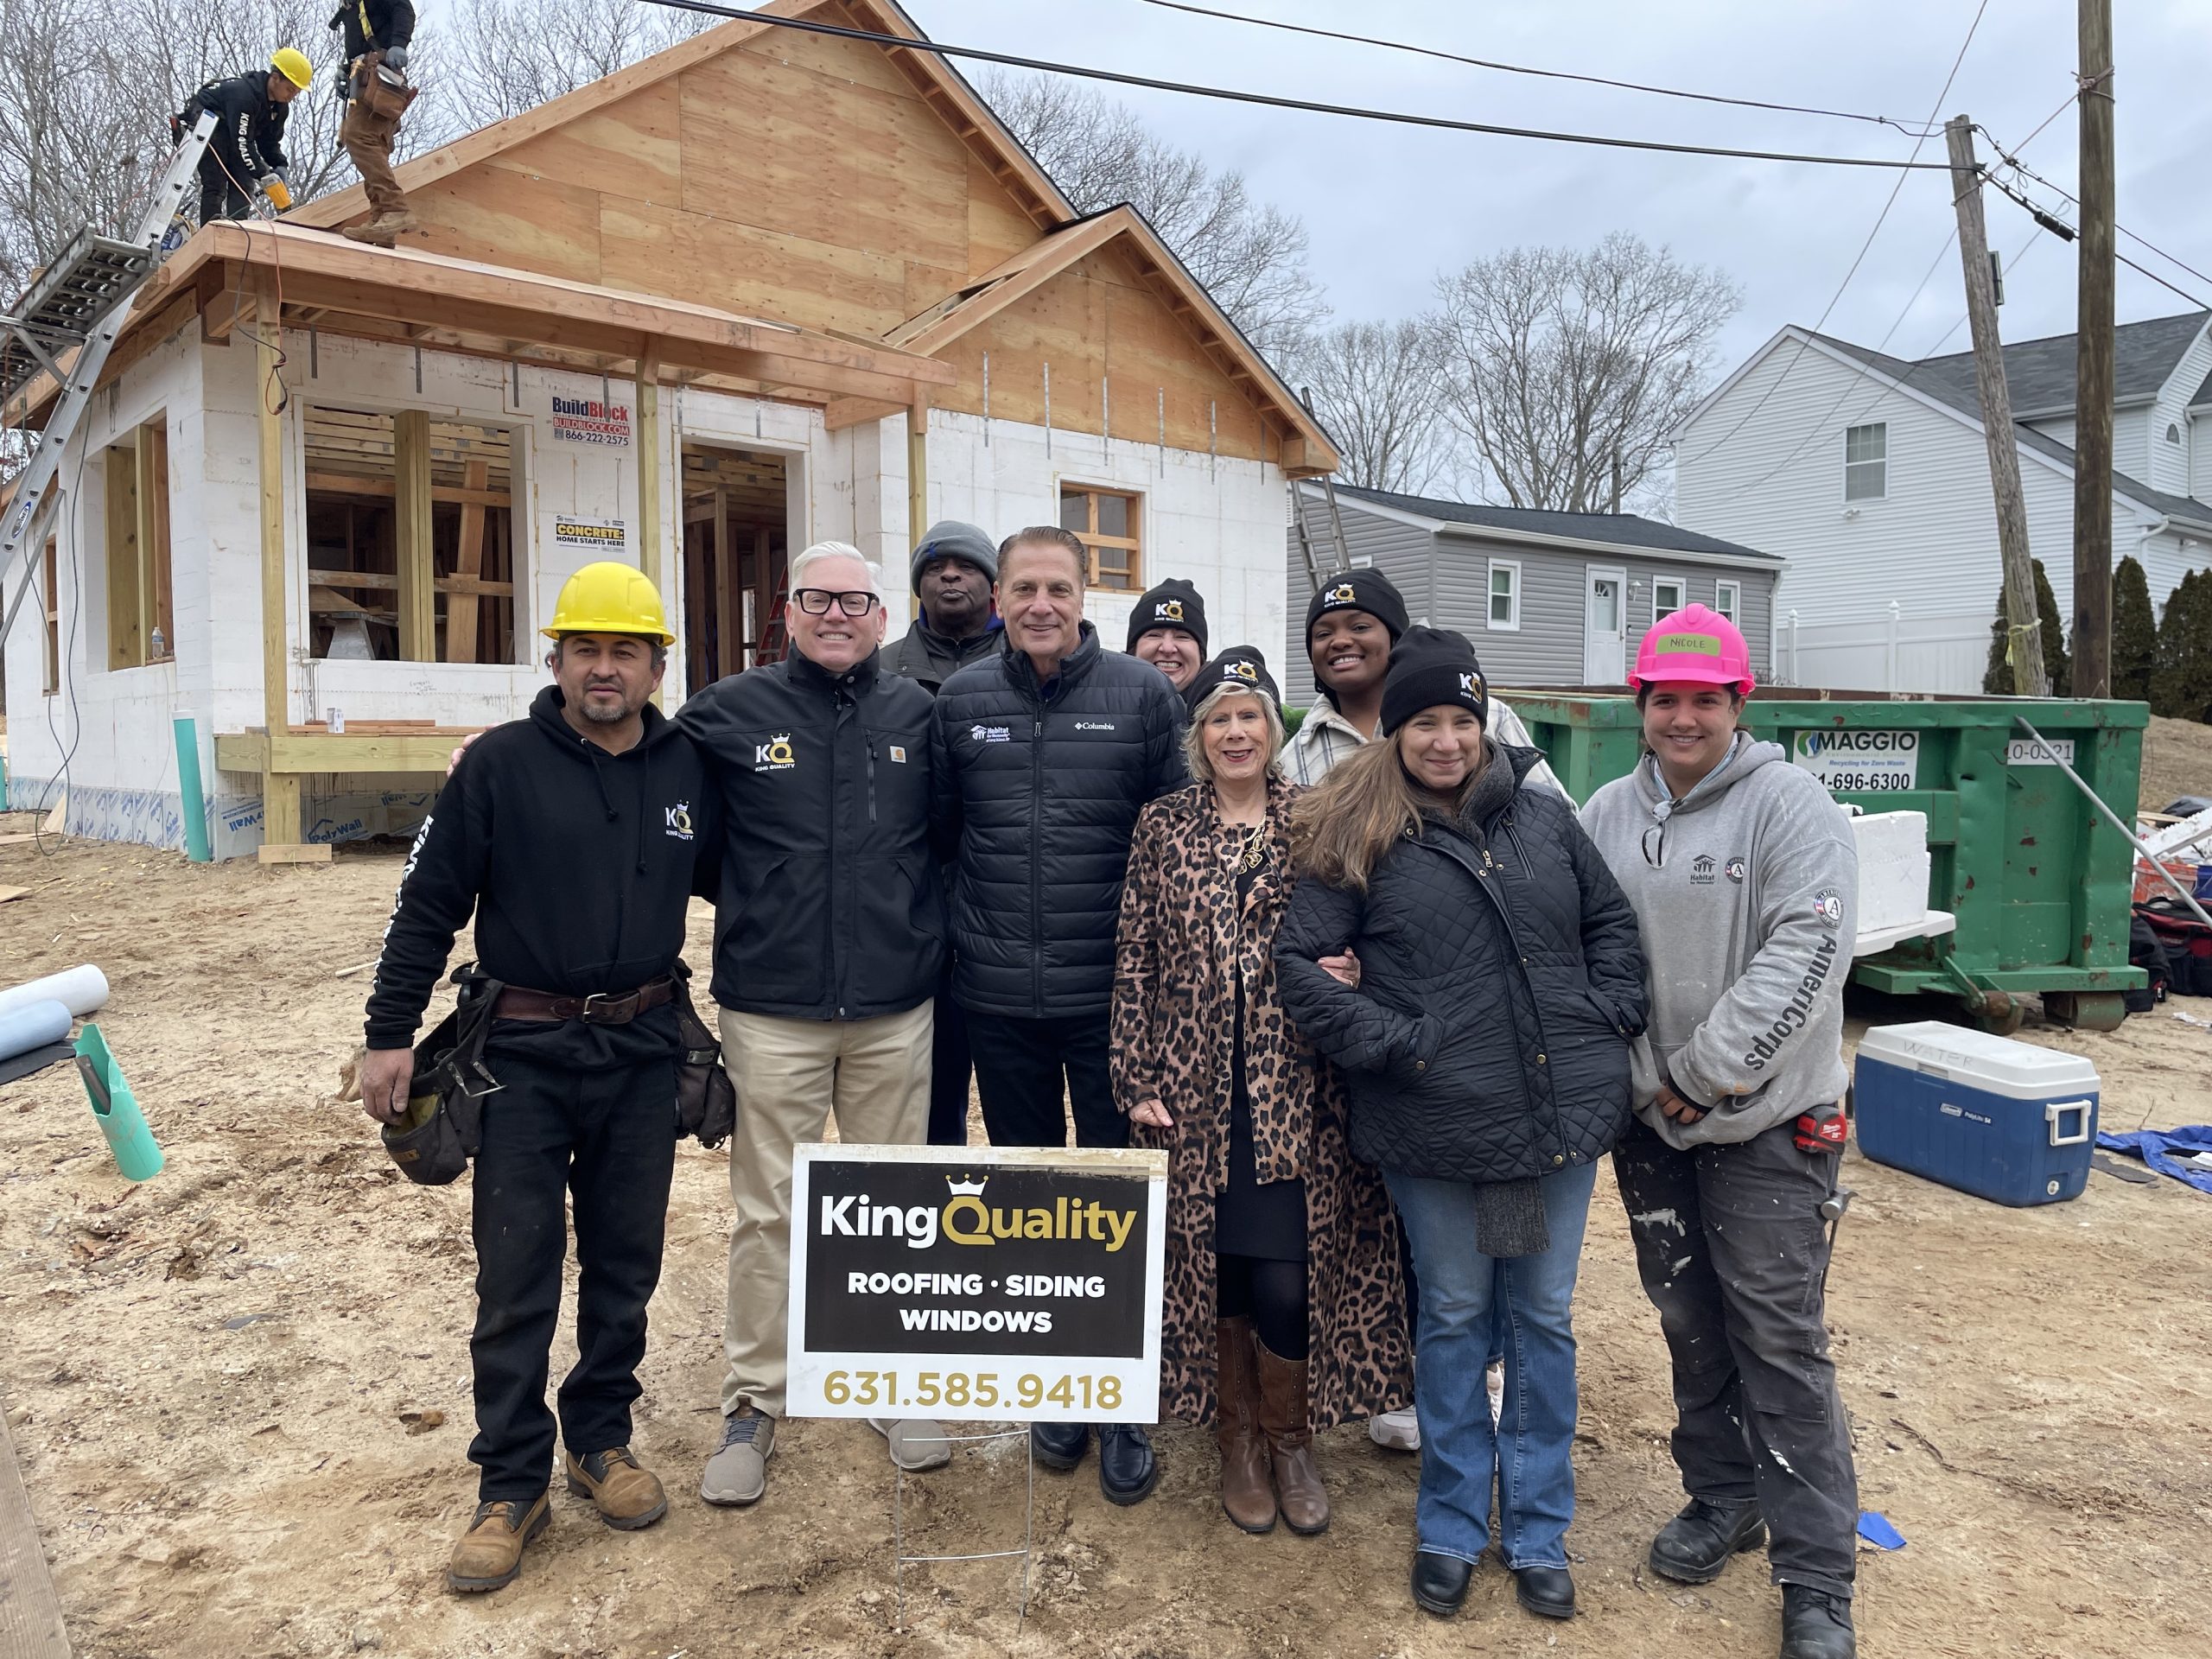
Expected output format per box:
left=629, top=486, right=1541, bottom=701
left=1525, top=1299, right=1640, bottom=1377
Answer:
left=906, top=399, right=929, bottom=554
left=392, top=409, right=436, bottom=663
left=257, top=837, right=333, bottom=866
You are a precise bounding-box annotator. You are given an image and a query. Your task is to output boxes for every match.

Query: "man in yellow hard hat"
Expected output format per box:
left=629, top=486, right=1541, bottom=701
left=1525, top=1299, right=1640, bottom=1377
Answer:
left=356, top=562, right=720, bottom=1594
left=331, top=1, right=420, bottom=246
left=182, top=50, right=310, bottom=225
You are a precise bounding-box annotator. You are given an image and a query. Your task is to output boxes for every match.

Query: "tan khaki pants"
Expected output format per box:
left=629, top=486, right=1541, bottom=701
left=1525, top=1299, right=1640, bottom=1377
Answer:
left=718, top=1002, right=932, bottom=1417
left=340, top=98, right=406, bottom=220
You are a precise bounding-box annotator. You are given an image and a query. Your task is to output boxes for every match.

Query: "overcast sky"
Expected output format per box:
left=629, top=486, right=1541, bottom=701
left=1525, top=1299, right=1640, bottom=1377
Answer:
left=427, top=1, right=2212, bottom=372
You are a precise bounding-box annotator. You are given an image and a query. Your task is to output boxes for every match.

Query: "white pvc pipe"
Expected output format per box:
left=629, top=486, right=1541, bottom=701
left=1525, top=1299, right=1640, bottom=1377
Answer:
left=0, top=999, right=71, bottom=1061
left=0, top=964, right=110, bottom=1020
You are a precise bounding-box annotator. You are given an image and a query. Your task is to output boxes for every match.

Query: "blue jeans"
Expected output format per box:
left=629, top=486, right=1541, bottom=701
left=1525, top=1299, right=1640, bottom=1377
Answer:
left=1384, top=1161, right=1598, bottom=1568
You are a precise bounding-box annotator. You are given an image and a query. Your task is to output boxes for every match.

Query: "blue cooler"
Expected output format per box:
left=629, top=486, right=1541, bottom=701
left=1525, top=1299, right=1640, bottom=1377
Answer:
left=1853, top=1023, right=2099, bottom=1206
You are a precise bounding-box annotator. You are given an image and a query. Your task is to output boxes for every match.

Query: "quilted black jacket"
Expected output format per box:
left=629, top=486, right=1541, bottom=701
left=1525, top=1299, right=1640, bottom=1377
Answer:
left=933, top=623, right=1188, bottom=1018
left=1274, top=745, right=1649, bottom=1183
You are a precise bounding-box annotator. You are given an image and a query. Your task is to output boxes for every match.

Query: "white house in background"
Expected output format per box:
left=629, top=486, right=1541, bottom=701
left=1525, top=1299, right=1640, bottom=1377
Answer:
left=1673, top=308, right=2212, bottom=694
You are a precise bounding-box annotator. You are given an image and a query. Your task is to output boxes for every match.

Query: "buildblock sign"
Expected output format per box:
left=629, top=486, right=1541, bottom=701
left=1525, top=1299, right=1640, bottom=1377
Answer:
left=788, top=1144, right=1168, bottom=1424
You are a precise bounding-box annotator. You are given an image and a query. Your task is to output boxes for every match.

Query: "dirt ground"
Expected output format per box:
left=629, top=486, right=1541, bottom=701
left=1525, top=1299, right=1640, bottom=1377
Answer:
left=3, top=817, right=2212, bottom=1659
left=2138, top=714, right=2212, bottom=813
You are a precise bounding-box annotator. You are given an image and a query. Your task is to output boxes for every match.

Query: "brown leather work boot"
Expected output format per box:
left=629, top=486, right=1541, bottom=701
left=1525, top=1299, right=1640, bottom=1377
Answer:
left=1255, top=1338, right=1330, bottom=1535
left=446, top=1491, right=550, bottom=1592
left=563, top=1446, right=668, bottom=1530
left=1216, top=1317, right=1276, bottom=1534
left=340, top=219, right=396, bottom=248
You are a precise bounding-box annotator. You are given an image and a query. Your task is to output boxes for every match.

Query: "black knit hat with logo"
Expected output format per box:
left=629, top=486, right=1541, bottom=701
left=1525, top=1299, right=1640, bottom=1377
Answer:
left=1127, top=577, right=1209, bottom=656
left=1185, top=645, right=1281, bottom=715
left=1380, top=626, right=1491, bottom=736
left=1304, top=568, right=1410, bottom=647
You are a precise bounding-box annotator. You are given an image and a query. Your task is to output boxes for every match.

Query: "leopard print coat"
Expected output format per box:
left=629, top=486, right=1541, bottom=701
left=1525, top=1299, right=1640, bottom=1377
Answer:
left=1110, top=776, right=1412, bottom=1428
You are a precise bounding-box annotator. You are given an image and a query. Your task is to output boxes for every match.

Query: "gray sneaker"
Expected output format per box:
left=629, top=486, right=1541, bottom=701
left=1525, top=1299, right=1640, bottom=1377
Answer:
left=867, top=1417, right=951, bottom=1471
left=701, top=1408, right=774, bottom=1506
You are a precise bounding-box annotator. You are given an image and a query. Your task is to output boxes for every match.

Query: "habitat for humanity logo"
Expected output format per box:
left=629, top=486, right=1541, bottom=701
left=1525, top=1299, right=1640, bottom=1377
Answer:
left=971, top=723, right=1011, bottom=744
left=753, top=734, right=797, bottom=772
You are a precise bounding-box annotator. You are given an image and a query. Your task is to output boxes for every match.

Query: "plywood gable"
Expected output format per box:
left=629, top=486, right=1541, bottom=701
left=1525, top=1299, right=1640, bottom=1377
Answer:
left=361, top=5, right=1053, bottom=341
left=935, top=247, right=1275, bottom=463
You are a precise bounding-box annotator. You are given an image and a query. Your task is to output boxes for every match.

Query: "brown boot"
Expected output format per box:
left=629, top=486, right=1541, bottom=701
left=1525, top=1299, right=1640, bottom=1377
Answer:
left=340, top=219, right=396, bottom=248
left=563, top=1446, right=668, bottom=1530
left=446, top=1491, right=550, bottom=1592
left=1216, top=1317, right=1276, bottom=1534
left=1255, top=1338, right=1330, bottom=1535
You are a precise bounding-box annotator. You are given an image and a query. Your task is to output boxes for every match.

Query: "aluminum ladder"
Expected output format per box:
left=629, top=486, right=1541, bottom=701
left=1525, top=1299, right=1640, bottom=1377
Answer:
left=0, top=111, right=216, bottom=645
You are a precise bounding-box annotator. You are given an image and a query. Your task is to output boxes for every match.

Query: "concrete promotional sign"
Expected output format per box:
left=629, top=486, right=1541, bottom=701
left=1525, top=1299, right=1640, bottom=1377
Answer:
left=788, top=1144, right=1168, bottom=1425
left=553, top=518, right=627, bottom=556
left=1790, top=728, right=1920, bottom=793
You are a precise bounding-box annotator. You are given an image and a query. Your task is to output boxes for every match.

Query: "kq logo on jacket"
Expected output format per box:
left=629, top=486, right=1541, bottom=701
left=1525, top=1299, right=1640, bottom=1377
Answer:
left=1155, top=599, right=1185, bottom=622
left=753, top=733, right=798, bottom=772
left=665, top=801, right=695, bottom=841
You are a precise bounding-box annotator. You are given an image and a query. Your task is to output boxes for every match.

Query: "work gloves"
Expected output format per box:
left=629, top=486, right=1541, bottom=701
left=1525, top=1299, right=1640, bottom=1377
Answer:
left=384, top=46, right=408, bottom=71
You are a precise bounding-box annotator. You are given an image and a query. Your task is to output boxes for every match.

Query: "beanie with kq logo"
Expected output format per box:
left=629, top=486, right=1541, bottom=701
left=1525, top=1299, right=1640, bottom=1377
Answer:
left=1127, top=578, right=1209, bottom=656
left=1380, top=626, right=1491, bottom=736
left=1185, top=645, right=1281, bottom=715
left=1303, top=567, right=1409, bottom=648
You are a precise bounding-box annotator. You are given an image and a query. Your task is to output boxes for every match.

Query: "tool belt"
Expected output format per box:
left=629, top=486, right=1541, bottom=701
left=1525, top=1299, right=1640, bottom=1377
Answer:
left=349, top=52, right=417, bottom=121
left=381, top=965, right=502, bottom=1185
left=493, top=976, right=675, bottom=1025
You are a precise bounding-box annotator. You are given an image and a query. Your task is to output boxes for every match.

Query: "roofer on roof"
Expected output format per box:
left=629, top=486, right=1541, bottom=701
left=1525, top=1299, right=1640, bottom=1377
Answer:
left=331, top=1, right=420, bottom=247
left=180, top=51, right=308, bottom=226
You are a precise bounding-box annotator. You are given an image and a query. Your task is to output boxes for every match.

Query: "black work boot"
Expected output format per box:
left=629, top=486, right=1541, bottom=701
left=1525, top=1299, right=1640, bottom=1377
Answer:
left=1779, top=1586, right=1856, bottom=1658
left=1649, top=1497, right=1768, bottom=1583
left=1030, top=1420, right=1090, bottom=1471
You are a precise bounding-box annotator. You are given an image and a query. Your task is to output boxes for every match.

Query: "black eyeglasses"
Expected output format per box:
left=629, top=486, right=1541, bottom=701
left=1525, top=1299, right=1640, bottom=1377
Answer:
left=793, top=588, right=880, bottom=617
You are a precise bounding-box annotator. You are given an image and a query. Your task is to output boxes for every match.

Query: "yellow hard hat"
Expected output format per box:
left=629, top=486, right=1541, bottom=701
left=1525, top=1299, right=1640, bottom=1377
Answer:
left=542, top=562, right=677, bottom=645
left=271, top=48, right=313, bottom=90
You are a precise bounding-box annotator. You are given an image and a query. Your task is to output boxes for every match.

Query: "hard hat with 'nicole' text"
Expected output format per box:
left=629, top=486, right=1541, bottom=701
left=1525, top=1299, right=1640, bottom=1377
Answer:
left=271, top=48, right=314, bottom=91
left=1629, top=602, right=1757, bottom=695
left=542, top=562, right=677, bottom=645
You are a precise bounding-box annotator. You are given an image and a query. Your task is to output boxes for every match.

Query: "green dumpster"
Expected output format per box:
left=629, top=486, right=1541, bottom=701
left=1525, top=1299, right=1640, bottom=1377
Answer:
left=1510, top=689, right=2148, bottom=1033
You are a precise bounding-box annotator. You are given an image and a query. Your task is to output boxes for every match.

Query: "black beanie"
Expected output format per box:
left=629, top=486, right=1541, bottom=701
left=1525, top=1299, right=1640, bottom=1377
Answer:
left=1127, top=578, right=1209, bottom=656
left=910, top=520, right=998, bottom=588
left=1380, top=626, right=1490, bottom=737
left=1185, top=645, right=1281, bottom=715
left=1304, top=569, right=1410, bottom=647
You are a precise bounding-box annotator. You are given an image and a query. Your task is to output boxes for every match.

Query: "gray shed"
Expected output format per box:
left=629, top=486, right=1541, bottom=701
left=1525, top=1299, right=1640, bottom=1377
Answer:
left=1283, top=484, right=1786, bottom=706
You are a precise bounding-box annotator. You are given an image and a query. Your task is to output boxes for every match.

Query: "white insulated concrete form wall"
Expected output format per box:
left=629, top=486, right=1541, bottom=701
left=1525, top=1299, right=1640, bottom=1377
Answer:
left=3, top=330, right=1289, bottom=856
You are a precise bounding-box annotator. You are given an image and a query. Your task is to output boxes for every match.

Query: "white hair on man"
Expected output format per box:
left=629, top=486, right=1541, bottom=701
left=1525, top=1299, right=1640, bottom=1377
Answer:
left=787, top=540, right=884, bottom=599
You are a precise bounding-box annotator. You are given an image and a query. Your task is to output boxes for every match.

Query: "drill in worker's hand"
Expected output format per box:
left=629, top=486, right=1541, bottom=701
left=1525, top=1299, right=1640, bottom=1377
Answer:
left=1796, top=1101, right=1847, bottom=1154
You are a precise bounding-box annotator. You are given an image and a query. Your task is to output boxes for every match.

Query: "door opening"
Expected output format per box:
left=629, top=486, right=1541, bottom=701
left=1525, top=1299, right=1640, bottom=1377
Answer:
left=682, top=444, right=791, bottom=692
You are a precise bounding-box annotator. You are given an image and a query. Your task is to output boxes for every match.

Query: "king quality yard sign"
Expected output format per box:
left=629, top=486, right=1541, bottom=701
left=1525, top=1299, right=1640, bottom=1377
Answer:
left=788, top=1145, right=1169, bottom=1425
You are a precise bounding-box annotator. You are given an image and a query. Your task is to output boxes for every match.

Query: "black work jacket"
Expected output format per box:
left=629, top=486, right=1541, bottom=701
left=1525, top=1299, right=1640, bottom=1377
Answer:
left=363, top=687, right=718, bottom=1069
left=932, top=624, right=1188, bottom=1020
left=1274, top=745, right=1649, bottom=1182
left=677, top=647, right=948, bottom=1020
left=333, top=0, right=417, bottom=61
left=192, top=73, right=288, bottom=179
left=884, top=616, right=1002, bottom=695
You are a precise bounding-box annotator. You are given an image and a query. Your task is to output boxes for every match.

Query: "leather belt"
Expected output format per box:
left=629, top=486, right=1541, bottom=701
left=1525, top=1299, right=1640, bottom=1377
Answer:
left=492, top=976, right=675, bottom=1026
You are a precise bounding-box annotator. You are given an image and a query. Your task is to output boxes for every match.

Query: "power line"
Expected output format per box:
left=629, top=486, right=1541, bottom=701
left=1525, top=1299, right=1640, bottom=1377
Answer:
left=1978, top=121, right=2212, bottom=300
left=1674, top=0, right=1992, bottom=470
left=640, top=0, right=1958, bottom=171
left=1138, top=0, right=1942, bottom=137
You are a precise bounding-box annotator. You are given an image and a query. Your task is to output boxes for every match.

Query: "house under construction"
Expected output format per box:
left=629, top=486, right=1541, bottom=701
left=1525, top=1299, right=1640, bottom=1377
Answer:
left=3, top=0, right=1336, bottom=860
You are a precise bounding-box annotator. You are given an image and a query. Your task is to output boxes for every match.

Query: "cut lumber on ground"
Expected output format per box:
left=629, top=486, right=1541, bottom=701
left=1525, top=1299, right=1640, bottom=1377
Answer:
left=0, top=1405, right=72, bottom=1656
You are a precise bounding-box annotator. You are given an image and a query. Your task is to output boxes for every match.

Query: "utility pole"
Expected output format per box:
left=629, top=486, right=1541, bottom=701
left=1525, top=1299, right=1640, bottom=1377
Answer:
left=1945, top=116, right=2048, bottom=696
left=2072, top=0, right=2116, bottom=698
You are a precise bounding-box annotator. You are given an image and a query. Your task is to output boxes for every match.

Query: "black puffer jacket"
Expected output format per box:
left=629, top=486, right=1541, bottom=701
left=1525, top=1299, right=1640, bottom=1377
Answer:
left=1274, top=745, right=1648, bottom=1182
left=677, top=646, right=947, bottom=1020
left=933, top=623, right=1187, bottom=1018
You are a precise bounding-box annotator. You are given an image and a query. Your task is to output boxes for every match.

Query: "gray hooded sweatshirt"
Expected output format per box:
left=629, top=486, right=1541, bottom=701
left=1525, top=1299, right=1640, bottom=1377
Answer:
left=1580, top=734, right=1857, bottom=1149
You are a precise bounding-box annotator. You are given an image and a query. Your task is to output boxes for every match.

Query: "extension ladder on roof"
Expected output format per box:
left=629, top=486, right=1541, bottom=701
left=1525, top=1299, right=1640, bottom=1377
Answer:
left=0, top=111, right=216, bottom=647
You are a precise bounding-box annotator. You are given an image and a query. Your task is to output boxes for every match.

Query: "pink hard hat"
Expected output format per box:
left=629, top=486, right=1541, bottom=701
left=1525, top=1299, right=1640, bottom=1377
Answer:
left=1629, top=603, right=1757, bottom=695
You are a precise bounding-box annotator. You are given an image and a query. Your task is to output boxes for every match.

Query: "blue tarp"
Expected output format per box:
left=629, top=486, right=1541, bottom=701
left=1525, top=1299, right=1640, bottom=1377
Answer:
left=2095, top=1125, right=2212, bottom=1194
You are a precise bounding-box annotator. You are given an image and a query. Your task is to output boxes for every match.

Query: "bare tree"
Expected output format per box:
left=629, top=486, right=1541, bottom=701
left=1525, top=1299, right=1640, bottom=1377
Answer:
left=1283, top=319, right=1448, bottom=495
left=1431, top=233, right=1739, bottom=515
left=443, top=0, right=714, bottom=131
left=977, top=70, right=1326, bottom=357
